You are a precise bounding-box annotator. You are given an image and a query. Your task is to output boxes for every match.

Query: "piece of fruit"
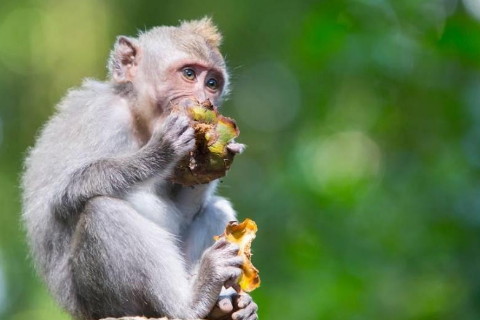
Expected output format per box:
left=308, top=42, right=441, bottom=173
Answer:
left=214, top=219, right=260, bottom=293
left=170, top=99, right=241, bottom=186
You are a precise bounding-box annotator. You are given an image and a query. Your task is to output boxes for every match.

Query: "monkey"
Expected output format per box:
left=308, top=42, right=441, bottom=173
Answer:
left=21, top=18, right=258, bottom=320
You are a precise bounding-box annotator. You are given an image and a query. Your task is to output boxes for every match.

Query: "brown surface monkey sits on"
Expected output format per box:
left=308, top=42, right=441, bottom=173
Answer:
left=21, top=18, right=257, bottom=320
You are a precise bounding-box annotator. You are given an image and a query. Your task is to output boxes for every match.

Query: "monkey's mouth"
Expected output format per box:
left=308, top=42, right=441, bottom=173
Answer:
left=169, top=97, right=212, bottom=112
left=170, top=98, right=240, bottom=186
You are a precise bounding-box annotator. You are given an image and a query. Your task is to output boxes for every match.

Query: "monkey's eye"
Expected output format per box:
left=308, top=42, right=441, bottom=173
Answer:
left=182, top=68, right=196, bottom=81
left=206, top=78, right=219, bottom=91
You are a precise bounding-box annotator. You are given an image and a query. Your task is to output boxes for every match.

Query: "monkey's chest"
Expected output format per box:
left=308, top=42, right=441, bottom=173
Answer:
left=124, top=188, right=186, bottom=236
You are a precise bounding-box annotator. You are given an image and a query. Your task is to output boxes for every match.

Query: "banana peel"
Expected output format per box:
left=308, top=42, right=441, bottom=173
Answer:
left=171, top=99, right=241, bottom=186
left=214, top=219, right=261, bottom=293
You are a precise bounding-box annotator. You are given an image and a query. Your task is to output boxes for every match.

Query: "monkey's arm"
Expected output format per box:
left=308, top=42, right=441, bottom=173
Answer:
left=55, top=114, right=194, bottom=218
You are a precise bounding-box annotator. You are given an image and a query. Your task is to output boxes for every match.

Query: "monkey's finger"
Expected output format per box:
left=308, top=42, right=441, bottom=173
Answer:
left=225, top=264, right=242, bottom=286
left=213, top=240, right=241, bottom=258
left=225, top=244, right=242, bottom=257
left=224, top=272, right=241, bottom=290
left=212, top=238, right=229, bottom=249
left=224, top=278, right=236, bottom=289
left=235, top=293, right=252, bottom=309
left=226, top=142, right=246, bottom=154
left=217, top=295, right=234, bottom=313
left=208, top=305, right=231, bottom=320
left=232, top=300, right=258, bottom=320
left=246, top=314, right=258, bottom=320
left=224, top=280, right=241, bottom=293
left=232, top=283, right=241, bottom=293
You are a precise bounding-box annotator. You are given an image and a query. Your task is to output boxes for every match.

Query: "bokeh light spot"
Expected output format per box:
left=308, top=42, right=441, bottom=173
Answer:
left=233, top=61, right=300, bottom=132
left=298, top=131, right=382, bottom=191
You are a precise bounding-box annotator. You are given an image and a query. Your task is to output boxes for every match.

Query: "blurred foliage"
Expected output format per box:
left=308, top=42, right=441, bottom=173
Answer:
left=1, top=0, right=480, bottom=319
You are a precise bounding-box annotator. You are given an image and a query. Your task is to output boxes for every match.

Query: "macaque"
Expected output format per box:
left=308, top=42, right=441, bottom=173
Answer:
left=21, top=18, right=257, bottom=320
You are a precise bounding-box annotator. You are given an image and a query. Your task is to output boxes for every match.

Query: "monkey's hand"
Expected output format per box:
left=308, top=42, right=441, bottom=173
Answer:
left=201, top=238, right=244, bottom=288
left=147, top=113, right=195, bottom=171
left=208, top=287, right=258, bottom=320
left=191, top=239, right=244, bottom=317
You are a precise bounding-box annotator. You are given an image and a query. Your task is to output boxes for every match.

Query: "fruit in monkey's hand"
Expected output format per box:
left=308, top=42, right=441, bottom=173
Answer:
left=171, top=99, right=243, bottom=186
left=214, top=219, right=260, bottom=293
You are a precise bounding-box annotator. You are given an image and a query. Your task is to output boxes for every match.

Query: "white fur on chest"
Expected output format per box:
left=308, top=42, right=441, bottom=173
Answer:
left=124, top=181, right=183, bottom=235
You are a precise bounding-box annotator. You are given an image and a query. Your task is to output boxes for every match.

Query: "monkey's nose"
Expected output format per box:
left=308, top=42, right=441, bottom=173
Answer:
left=194, top=89, right=208, bottom=103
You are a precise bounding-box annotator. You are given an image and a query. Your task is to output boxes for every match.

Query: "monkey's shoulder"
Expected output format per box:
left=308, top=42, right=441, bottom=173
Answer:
left=25, top=80, right=138, bottom=180
left=58, top=79, right=131, bottom=121
left=42, top=79, right=136, bottom=148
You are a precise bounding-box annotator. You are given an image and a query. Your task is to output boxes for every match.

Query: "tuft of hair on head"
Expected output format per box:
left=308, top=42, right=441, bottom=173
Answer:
left=179, top=16, right=223, bottom=48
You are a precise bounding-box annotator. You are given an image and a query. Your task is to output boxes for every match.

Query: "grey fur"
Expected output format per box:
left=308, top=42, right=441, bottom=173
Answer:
left=21, top=20, right=256, bottom=320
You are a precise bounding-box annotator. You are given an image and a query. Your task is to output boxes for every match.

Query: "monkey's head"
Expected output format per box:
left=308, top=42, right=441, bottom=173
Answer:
left=108, top=17, right=229, bottom=116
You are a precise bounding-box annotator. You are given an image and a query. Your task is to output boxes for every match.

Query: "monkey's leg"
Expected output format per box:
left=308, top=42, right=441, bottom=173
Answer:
left=71, top=196, right=193, bottom=319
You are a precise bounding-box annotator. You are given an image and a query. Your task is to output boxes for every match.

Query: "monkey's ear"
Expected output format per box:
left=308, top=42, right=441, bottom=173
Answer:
left=180, top=17, right=222, bottom=47
left=108, top=36, right=140, bottom=83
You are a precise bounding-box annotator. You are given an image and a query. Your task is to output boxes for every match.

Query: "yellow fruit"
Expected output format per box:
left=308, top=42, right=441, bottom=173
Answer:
left=171, top=99, right=241, bottom=186
left=214, top=219, right=261, bottom=293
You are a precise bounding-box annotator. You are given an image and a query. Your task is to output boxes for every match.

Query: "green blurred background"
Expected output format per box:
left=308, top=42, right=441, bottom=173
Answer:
left=1, top=0, right=480, bottom=319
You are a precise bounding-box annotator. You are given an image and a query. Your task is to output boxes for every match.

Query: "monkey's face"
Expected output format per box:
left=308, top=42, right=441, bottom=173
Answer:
left=148, top=57, right=227, bottom=112
left=109, top=20, right=229, bottom=121
left=133, top=33, right=229, bottom=115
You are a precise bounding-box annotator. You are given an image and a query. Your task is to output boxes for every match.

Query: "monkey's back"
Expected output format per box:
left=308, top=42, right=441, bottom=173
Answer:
left=21, top=79, right=139, bottom=315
